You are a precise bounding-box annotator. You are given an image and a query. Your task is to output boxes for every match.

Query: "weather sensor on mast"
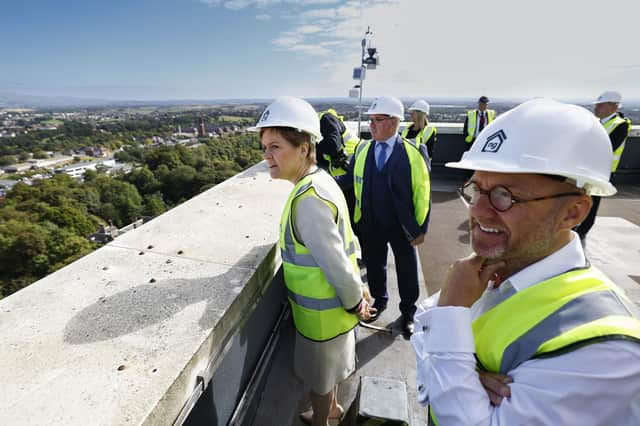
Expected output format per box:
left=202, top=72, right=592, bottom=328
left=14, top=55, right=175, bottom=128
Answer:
left=350, top=26, right=380, bottom=137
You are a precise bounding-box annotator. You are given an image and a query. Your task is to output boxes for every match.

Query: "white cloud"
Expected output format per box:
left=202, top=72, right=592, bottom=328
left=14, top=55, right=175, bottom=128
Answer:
left=296, top=24, right=326, bottom=34
left=199, top=0, right=341, bottom=9
left=299, top=8, right=336, bottom=19
left=255, top=13, right=271, bottom=20
left=223, top=0, right=254, bottom=10
left=286, top=44, right=331, bottom=56
left=272, top=32, right=302, bottom=47
left=202, top=0, right=640, bottom=98
left=313, top=0, right=640, bottom=99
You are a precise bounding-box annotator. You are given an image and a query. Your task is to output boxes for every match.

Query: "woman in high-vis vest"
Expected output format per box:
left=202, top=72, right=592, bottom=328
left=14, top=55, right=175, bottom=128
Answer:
left=250, top=97, right=373, bottom=426
left=402, top=99, right=437, bottom=159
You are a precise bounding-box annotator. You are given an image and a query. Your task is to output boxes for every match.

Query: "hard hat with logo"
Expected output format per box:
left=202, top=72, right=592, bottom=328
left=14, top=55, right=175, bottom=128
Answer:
left=365, top=96, right=404, bottom=119
left=408, top=99, right=430, bottom=115
left=447, top=98, right=616, bottom=196
left=592, top=91, right=622, bottom=105
left=248, top=96, right=322, bottom=142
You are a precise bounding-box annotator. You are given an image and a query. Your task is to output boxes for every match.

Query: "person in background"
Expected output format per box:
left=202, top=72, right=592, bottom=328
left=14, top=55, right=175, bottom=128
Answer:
left=317, top=108, right=360, bottom=221
left=462, top=95, right=495, bottom=150
left=316, top=108, right=359, bottom=178
left=338, top=95, right=430, bottom=337
left=250, top=97, right=373, bottom=426
left=402, top=99, right=437, bottom=160
left=412, top=98, right=640, bottom=425
left=576, top=90, right=632, bottom=243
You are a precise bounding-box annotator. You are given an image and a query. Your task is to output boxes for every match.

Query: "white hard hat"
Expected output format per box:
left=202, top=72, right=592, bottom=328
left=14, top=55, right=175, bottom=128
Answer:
left=592, top=91, right=622, bottom=105
left=447, top=98, right=616, bottom=196
left=365, top=96, right=404, bottom=119
left=248, top=96, right=321, bottom=142
left=408, top=99, right=430, bottom=115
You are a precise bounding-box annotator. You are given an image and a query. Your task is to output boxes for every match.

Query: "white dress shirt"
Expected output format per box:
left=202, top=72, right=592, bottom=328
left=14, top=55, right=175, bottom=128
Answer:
left=476, top=110, right=485, bottom=133
left=600, top=112, right=618, bottom=125
left=411, top=233, right=640, bottom=425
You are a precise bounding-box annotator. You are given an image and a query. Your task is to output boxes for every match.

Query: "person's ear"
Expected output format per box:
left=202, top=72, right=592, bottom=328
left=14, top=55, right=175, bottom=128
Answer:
left=561, top=195, right=593, bottom=229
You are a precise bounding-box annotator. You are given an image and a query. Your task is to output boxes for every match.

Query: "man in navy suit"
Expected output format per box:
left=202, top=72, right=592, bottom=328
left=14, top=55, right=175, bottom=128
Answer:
left=339, top=96, right=431, bottom=336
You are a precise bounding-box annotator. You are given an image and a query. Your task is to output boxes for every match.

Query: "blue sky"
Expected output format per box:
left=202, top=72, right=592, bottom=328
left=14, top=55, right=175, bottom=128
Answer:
left=2, top=0, right=639, bottom=101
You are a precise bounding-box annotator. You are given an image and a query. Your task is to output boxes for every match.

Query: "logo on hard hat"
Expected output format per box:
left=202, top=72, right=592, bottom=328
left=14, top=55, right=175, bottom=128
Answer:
left=481, top=130, right=507, bottom=153
left=371, top=102, right=377, bottom=110
left=260, top=110, right=270, bottom=122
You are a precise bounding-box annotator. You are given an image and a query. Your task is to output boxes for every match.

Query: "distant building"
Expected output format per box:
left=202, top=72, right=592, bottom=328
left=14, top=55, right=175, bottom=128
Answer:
left=89, top=217, right=152, bottom=244
left=55, top=159, right=116, bottom=179
left=172, top=124, right=197, bottom=139
left=75, top=147, right=106, bottom=157
left=89, top=224, right=119, bottom=244
left=2, top=163, right=32, bottom=173
left=36, top=125, right=58, bottom=131
left=197, top=117, right=206, bottom=138
left=0, top=179, right=18, bottom=191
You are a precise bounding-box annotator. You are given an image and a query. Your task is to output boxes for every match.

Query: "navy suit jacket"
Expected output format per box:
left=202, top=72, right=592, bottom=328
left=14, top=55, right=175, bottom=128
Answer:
left=338, top=137, right=429, bottom=241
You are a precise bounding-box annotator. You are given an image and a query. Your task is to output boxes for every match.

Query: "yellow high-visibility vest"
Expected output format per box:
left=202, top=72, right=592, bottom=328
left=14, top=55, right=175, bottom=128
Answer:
left=602, top=115, right=632, bottom=172
left=430, top=266, right=640, bottom=425
left=280, top=171, right=359, bottom=341
left=401, top=124, right=437, bottom=156
left=465, top=109, right=496, bottom=143
left=352, top=138, right=430, bottom=227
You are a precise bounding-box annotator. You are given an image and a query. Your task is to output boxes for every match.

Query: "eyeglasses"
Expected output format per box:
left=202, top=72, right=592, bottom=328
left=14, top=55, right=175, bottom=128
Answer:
left=457, top=181, right=583, bottom=212
left=369, top=116, right=393, bottom=123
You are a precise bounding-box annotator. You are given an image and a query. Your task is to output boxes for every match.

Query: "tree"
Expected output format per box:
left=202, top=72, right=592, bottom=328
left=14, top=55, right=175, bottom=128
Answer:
left=126, top=166, right=161, bottom=195
left=41, top=205, right=98, bottom=236
left=143, top=194, right=166, bottom=217
left=32, top=149, right=49, bottom=159
left=0, top=221, right=48, bottom=277
left=160, top=164, right=198, bottom=204
left=88, top=175, right=143, bottom=227
left=0, top=155, right=16, bottom=166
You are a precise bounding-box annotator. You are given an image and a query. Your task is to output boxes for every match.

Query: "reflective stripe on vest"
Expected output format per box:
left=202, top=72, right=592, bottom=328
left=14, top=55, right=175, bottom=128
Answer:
left=473, top=266, right=640, bottom=374
left=465, top=109, right=496, bottom=143
left=352, top=137, right=430, bottom=227
left=429, top=267, right=640, bottom=426
left=602, top=115, right=631, bottom=172
left=401, top=125, right=436, bottom=150
left=280, top=172, right=359, bottom=341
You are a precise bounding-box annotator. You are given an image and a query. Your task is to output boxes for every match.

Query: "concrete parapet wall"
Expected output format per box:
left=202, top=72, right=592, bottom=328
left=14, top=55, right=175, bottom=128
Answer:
left=0, top=162, right=291, bottom=425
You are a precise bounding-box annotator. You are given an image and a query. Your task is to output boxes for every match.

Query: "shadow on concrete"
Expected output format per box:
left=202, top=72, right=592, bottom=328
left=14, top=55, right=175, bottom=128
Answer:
left=64, top=244, right=273, bottom=344
left=354, top=326, right=398, bottom=369
left=457, top=219, right=470, bottom=244
left=431, top=191, right=460, bottom=202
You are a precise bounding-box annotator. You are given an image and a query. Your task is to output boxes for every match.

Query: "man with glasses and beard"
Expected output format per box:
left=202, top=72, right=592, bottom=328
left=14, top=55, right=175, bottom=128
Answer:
left=338, top=96, right=430, bottom=337
left=411, top=99, right=640, bottom=425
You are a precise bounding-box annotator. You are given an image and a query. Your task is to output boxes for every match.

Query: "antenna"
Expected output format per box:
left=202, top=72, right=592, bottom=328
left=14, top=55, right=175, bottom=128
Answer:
left=350, top=26, right=380, bottom=137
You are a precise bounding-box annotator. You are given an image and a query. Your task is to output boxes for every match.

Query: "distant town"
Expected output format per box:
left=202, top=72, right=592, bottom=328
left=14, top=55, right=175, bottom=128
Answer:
left=1, top=97, right=638, bottom=193
left=0, top=97, right=637, bottom=298
left=0, top=103, right=263, bottom=194
left=0, top=102, right=266, bottom=298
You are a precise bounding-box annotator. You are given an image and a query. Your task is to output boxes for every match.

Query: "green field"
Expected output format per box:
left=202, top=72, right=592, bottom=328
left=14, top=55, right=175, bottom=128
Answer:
left=219, top=115, right=254, bottom=124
